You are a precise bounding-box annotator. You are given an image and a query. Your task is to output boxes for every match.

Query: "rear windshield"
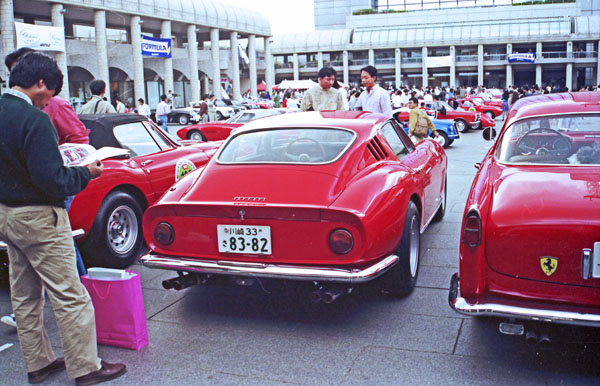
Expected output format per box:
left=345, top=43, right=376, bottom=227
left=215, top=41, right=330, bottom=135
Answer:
left=496, top=114, right=600, bottom=165
left=218, top=128, right=356, bottom=164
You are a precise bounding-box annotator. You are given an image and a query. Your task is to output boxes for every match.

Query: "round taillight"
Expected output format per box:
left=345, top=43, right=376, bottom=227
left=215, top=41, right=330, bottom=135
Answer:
left=154, top=222, right=174, bottom=246
left=329, top=229, right=354, bottom=255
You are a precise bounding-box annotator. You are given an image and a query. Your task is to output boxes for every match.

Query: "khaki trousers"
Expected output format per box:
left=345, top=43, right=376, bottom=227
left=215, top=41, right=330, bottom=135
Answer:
left=0, top=203, right=101, bottom=378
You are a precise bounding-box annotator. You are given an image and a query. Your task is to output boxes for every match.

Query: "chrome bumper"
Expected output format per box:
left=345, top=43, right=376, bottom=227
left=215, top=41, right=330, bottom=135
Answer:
left=449, top=273, right=600, bottom=328
left=0, top=229, right=85, bottom=252
left=140, top=253, right=399, bottom=283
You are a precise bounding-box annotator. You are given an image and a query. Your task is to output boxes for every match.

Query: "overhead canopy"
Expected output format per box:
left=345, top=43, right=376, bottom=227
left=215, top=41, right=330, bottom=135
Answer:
left=277, top=79, right=318, bottom=90
left=257, top=81, right=266, bottom=91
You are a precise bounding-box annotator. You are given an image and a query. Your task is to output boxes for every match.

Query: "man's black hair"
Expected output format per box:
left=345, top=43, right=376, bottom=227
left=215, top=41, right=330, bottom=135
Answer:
left=138, top=98, right=145, bottom=103
left=9, top=52, right=63, bottom=96
left=160, top=94, right=167, bottom=101
left=88, top=80, right=106, bottom=96
left=360, top=65, right=377, bottom=79
left=433, top=94, right=440, bottom=101
left=409, top=97, right=419, bottom=104
left=318, top=66, right=336, bottom=79
left=5, top=47, right=35, bottom=70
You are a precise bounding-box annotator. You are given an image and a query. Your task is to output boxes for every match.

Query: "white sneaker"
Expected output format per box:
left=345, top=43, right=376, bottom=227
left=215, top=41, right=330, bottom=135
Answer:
left=1, top=313, right=16, bottom=328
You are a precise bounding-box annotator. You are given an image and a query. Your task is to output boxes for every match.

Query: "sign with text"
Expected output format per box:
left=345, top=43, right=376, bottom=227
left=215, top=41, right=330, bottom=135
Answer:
left=426, top=56, right=452, bottom=68
left=141, top=35, right=171, bottom=58
left=15, top=22, right=65, bottom=52
left=508, top=53, right=536, bottom=63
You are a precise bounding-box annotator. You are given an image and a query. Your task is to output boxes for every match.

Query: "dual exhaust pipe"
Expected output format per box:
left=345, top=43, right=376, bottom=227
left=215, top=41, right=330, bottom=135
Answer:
left=310, top=288, right=348, bottom=304
left=525, top=330, right=552, bottom=348
left=162, top=274, right=202, bottom=291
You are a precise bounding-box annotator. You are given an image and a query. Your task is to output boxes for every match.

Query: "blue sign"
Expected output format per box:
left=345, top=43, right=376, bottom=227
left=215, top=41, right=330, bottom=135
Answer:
left=507, top=53, right=536, bottom=63
left=141, top=35, right=171, bottom=58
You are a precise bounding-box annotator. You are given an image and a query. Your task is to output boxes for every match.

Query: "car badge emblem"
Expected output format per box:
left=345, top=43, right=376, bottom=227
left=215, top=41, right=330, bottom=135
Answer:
left=239, top=209, right=245, bottom=220
left=540, top=256, right=558, bottom=276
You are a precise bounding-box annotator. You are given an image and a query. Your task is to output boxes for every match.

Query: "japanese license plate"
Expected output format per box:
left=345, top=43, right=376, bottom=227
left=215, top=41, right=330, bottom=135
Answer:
left=217, top=225, right=271, bottom=255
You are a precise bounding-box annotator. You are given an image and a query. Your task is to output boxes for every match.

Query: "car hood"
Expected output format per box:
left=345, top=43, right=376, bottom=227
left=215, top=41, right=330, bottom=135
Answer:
left=486, top=166, right=600, bottom=287
left=179, top=165, right=345, bottom=207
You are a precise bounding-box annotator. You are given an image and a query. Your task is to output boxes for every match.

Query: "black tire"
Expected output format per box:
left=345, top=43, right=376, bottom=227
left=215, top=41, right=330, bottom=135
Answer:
left=187, top=130, right=206, bottom=141
left=178, top=114, right=190, bottom=125
left=432, top=173, right=447, bottom=222
left=216, top=111, right=224, bottom=120
left=448, top=139, right=454, bottom=145
left=435, top=131, right=450, bottom=148
left=80, top=191, right=144, bottom=269
left=455, top=119, right=467, bottom=133
left=378, top=201, right=421, bottom=297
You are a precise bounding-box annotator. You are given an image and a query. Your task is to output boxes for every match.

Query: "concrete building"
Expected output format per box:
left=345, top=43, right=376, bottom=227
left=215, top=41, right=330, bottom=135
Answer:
left=1, top=0, right=273, bottom=109
left=274, top=0, right=600, bottom=91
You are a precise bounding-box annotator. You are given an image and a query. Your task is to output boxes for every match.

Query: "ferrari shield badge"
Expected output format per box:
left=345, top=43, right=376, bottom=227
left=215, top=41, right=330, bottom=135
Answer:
left=175, top=159, right=196, bottom=182
left=540, top=257, right=558, bottom=276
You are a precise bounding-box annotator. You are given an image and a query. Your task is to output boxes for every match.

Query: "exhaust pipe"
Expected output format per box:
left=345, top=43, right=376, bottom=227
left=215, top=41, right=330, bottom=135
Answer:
left=162, top=274, right=201, bottom=291
left=310, top=289, right=324, bottom=304
left=525, top=330, right=538, bottom=346
left=538, top=333, right=551, bottom=348
left=322, top=289, right=344, bottom=304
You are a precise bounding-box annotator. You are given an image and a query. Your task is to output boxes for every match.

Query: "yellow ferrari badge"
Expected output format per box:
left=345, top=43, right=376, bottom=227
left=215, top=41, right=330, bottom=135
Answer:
left=540, top=257, right=558, bottom=276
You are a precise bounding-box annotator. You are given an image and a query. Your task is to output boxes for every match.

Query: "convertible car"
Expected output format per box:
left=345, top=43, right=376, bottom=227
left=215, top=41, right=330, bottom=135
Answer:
left=397, top=102, right=494, bottom=133
left=457, top=98, right=502, bottom=119
left=392, top=108, right=460, bottom=148
left=449, top=92, right=600, bottom=337
left=140, top=111, right=447, bottom=301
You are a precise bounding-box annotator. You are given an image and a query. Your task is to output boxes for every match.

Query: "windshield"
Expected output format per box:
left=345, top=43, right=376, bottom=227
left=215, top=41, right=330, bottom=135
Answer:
left=218, top=128, right=356, bottom=164
left=496, top=114, right=600, bottom=165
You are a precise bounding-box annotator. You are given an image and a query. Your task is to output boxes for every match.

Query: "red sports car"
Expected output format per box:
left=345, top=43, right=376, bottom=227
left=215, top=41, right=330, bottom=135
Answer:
left=141, top=111, right=447, bottom=301
left=396, top=102, right=495, bottom=133
left=449, top=92, right=600, bottom=336
left=176, top=108, right=295, bottom=141
left=457, top=98, right=503, bottom=119
left=69, top=114, right=221, bottom=268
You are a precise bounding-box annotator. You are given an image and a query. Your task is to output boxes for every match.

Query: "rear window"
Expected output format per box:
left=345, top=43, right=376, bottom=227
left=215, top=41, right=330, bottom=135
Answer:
left=217, top=128, right=356, bottom=164
left=496, top=114, right=600, bottom=165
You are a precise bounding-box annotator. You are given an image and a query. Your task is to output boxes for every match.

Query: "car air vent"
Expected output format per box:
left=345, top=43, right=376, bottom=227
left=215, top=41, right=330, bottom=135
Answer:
left=367, top=137, right=388, bottom=160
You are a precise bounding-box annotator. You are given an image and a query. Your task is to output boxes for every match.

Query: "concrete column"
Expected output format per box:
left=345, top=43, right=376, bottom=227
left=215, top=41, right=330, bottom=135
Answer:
left=210, top=28, right=221, bottom=100
left=343, top=50, right=349, bottom=84
left=248, top=34, right=257, bottom=97
left=395, top=48, right=401, bottom=89
left=566, top=41, right=573, bottom=91
left=94, top=11, right=110, bottom=89
left=422, top=47, right=428, bottom=88
left=477, top=44, right=484, bottom=87
left=264, top=38, right=274, bottom=92
left=317, top=52, right=323, bottom=70
left=230, top=31, right=240, bottom=101
left=292, top=53, right=299, bottom=81
left=1, top=0, right=15, bottom=82
left=161, top=20, right=174, bottom=97
left=506, top=43, right=513, bottom=88
left=450, top=45, right=456, bottom=88
left=201, top=75, right=209, bottom=97
left=130, top=16, right=145, bottom=104
left=51, top=4, right=69, bottom=100
left=368, top=49, right=374, bottom=66
left=187, top=25, right=200, bottom=101
left=597, top=40, right=600, bottom=86
left=535, top=42, right=542, bottom=86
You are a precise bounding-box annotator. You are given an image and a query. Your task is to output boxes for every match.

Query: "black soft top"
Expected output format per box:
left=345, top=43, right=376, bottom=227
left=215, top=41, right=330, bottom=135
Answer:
left=79, top=114, right=149, bottom=149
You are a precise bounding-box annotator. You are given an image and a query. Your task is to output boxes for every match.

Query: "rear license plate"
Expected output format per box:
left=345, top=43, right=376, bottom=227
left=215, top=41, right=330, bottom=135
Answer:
left=217, top=225, right=271, bottom=255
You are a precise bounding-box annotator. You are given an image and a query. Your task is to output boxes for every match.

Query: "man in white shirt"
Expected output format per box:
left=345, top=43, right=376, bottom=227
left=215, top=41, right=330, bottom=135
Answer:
left=399, top=89, right=410, bottom=107
left=353, top=65, right=392, bottom=116
left=137, top=98, right=151, bottom=118
left=156, top=94, right=171, bottom=133
left=115, top=97, right=126, bottom=113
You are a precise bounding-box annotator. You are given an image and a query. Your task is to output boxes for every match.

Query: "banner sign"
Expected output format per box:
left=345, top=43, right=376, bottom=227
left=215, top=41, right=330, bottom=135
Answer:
left=426, top=56, right=452, bottom=68
left=508, top=53, right=536, bottom=63
left=141, top=35, right=171, bottom=58
left=15, top=22, right=65, bottom=52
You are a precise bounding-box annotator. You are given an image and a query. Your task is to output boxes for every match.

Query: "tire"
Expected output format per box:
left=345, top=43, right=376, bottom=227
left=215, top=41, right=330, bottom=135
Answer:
left=216, top=111, right=224, bottom=120
left=178, top=114, right=190, bottom=125
left=188, top=130, right=206, bottom=141
left=432, top=173, right=447, bottom=223
left=484, top=111, right=495, bottom=119
left=80, top=191, right=144, bottom=269
left=435, top=131, right=450, bottom=148
left=448, top=139, right=454, bottom=145
left=378, top=201, right=421, bottom=297
left=455, top=119, right=467, bottom=133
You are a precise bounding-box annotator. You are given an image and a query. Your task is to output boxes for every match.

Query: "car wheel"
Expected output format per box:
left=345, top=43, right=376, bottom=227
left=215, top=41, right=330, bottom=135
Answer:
left=216, top=111, right=224, bottom=120
left=178, top=114, right=190, bottom=125
left=448, top=139, right=454, bottom=145
left=188, top=130, right=206, bottom=141
left=484, top=111, right=495, bottom=119
left=80, top=191, right=144, bottom=269
left=432, top=174, right=447, bottom=223
left=435, top=131, right=450, bottom=148
left=455, top=119, right=467, bottom=133
left=378, top=201, right=421, bottom=297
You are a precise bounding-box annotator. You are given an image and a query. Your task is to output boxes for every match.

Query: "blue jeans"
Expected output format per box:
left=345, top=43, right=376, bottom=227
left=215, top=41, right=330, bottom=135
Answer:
left=64, top=196, right=86, bottom=277
left=160, top=115, right=169, bottom=133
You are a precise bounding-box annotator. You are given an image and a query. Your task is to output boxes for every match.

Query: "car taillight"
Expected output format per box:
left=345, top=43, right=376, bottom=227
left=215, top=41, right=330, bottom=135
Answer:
left=463, top=210, right=481, bottom=247
left=329, top=229, right=354, bottom=255
left=154, top=222, right=175, bottom=246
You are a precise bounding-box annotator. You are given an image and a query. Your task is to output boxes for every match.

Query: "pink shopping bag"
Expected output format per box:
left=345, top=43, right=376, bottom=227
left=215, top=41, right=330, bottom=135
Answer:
left=82, top=271, right=149, bottom=350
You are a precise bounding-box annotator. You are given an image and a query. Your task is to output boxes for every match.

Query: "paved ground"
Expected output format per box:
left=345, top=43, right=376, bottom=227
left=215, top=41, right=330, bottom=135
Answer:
left=1, top=120, right=600, bottom=385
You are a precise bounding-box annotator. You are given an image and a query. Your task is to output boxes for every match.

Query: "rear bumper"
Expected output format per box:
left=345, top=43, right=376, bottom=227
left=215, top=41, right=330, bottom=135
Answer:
left=1, top=229, right=84, bottom=252
left=140, top=253, right=399, bottom=283
left=448, top=273, right=600, bottom=328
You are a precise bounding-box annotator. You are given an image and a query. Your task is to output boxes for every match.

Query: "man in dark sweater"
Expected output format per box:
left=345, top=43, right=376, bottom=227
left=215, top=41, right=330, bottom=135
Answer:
left=0, top=52, right=126, bottom=385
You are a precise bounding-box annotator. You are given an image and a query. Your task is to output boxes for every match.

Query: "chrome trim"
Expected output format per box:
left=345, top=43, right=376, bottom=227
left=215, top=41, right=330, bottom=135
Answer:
left=140, top=253, right=399, bottom=283
left=581, top=248, right=592, bottom=280
left=0, top=228, right=85, bottom=251
left=449, top=273, right=600, bottom=328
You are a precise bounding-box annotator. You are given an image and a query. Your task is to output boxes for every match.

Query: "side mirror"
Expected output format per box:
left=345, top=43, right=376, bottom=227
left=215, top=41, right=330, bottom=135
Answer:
left=482, top=127, right=497, bottom=141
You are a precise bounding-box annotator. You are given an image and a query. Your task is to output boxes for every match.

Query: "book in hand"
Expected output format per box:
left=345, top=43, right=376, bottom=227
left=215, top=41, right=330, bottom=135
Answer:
left=59, top=143, right=130, bottom=166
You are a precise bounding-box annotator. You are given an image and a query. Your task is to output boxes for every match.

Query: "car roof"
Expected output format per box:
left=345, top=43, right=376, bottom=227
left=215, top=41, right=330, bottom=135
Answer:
left=508, top=92, right=600, bottom=121
left=235, top=111, right=390, bottom=136
left=79, top=113, right=150, bottom=149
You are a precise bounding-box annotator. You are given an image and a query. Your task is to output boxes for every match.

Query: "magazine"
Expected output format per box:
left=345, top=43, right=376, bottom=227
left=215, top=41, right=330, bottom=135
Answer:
left=59, top=143, right=130, bottom=166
